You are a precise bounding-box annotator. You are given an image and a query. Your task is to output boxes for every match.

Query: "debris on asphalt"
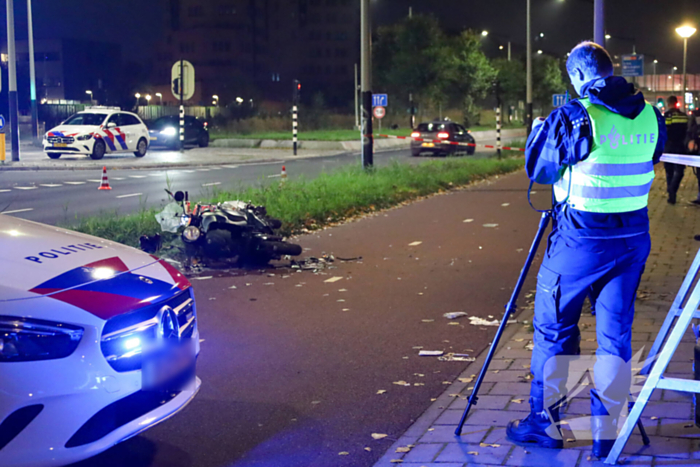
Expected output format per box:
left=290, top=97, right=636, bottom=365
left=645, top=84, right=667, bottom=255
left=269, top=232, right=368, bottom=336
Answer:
left=443, top=312, right=468, bottom=319
left=419, top=350, right=444, bottom=357
left=438, top=353, right=475, bottom=362
left=324, top=276, right=344, bottom=283
left=501, top=203, right=510, bottom=207
left=511, top=398, right=524, bottom=404
left=338, top=451, right=349, bottom=456
left=395, top=446, right=411, bottom=453
left=421, top=319, right=435, bottom=323
left=480, top=443, right=500, bottom=448
left=458, top=377, right=474, bottom=383
left=338, top=288, right=347, bottom=292
left=447, top=322, right=460, bottom=326
left=468, top=316, right=517, bottom=326
left=291, top=254, right=340, bottom=273
left=376, top=390, right=387, bottom=395
left=372, top=433, right=388, bottom=440
left=408, top=241, right=423, bottom=246
left=525, top=343, right=535, bottom=350
left=463, top=219, right=474, bottom=223
left=482, top=224, right=499, bottom=228
left=342, top=308, right=350, bottom=311
left=229, top=285, right=237, bottom=289
left=364, top=447, right=371, bottom=452
left=393, top=381, right=411, bottom=386
left=192, top=276, right=213, bottom=280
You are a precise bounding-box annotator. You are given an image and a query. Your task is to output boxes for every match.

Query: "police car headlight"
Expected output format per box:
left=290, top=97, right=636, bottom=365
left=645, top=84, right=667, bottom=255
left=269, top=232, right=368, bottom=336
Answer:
left=160, top=127, right=177, bottom=136
left=0, top=316, right=84, bottom=362
left=76, top=133, right=93, bottom=141
left=183, top=226, right=201, bottom=242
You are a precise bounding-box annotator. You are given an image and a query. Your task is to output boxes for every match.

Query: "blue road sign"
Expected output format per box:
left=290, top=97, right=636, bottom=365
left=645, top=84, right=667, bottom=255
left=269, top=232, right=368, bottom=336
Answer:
left=622, top=54, right=644, bottom=77
left=552, top=94, right=567, bottom=108
left=372, top=94, right=388, bottom=107
left=0, top=115, right=6, bottom=132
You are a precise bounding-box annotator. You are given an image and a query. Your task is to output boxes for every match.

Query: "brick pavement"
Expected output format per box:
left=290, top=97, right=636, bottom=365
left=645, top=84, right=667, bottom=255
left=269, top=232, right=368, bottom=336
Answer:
left=374, top=169, right=700, bottom=466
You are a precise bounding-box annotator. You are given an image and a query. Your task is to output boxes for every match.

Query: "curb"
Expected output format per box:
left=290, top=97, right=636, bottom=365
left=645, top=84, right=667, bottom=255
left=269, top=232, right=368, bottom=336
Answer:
left=373, top=311, right=530, bottom=466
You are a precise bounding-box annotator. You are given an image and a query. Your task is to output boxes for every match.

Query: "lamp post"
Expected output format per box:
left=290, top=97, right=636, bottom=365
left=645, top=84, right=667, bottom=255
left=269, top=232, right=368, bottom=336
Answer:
left=653, top=59, right=657, bottom=92
left=85, top=90, right=94, bottom=105
left=134, top=93, right=141, bottom=109
left=676, top=25, right=696, bottom=112
left=155, top=92, right=162, bottom=106
left=145, top=94, right=152, bottom=105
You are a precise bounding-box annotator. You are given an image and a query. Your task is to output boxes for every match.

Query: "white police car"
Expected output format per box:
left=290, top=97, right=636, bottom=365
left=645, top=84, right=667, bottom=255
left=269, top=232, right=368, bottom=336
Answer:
left=43, top=107, right=150, bottom=160
left=0, top=215, right=200, bottom=467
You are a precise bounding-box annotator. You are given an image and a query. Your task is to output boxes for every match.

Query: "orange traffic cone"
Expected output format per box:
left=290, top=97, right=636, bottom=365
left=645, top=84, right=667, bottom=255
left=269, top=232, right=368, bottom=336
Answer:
left=98, top=166, right=112, bottom=190
left=280, top=165, right=288, bottom=183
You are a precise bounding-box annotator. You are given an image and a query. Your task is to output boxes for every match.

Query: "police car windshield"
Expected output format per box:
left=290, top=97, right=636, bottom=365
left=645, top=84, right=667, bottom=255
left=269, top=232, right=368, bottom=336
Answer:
left=63, top=113, right=106, bottom=126
left=417, top=123, right=448, bottom=132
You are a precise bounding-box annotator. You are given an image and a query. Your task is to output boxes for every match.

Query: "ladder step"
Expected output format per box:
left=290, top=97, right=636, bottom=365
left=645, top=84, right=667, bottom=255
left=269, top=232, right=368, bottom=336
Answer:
left=655, top=377, right=700, bottom=393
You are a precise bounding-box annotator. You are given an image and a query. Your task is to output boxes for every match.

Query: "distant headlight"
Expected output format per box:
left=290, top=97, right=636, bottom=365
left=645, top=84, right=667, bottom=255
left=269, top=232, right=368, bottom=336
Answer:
left=183, top=226, right=201, bottom=242
left=76, top=133, right=93, bottom=141
left=0, top=316, right=84, bottom=362
left=160, top=127, right=177, bottom=136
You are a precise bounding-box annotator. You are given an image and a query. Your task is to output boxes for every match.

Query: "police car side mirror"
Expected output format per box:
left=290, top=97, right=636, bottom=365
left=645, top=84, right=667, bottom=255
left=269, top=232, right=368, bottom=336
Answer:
left=106, top=122, right=117, bottom=129
left=174, top=191, right=185, bottom=202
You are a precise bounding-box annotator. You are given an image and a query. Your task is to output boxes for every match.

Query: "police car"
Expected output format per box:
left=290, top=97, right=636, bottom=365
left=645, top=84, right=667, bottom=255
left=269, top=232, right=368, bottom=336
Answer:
left=0, top=215, right=200, bottom=467
left=43, top=107, right=150, bottom=160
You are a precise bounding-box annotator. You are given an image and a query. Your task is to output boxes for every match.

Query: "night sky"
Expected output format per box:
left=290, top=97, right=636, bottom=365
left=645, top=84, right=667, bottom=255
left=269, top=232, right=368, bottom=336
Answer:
left=2, top=0, right=699, bottom=73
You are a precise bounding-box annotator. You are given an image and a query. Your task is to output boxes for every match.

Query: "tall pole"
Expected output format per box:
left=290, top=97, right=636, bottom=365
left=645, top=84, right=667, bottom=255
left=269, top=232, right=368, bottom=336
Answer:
left=653, top=61, right=657, bottom=92
left=682, top=38, right=688, bottom=112
left=27, top=0, right=37, bottom=143
left=594, top=0, right=604, bottom=46
left=526, top=0, right=533, bottom=134
left=360, top=0, right=373, bottom=168
left=354, top=63, right=359, bottom=129
left=179, top=58, right=184, bottom=153
left=507, top=41, right=511, bottom=62
left=7, top=0, right=19, bottom=161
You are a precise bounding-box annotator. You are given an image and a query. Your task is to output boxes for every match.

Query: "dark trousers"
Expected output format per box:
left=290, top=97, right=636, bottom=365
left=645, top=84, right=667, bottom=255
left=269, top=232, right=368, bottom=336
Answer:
left=664, top=162, right=685, bottom=201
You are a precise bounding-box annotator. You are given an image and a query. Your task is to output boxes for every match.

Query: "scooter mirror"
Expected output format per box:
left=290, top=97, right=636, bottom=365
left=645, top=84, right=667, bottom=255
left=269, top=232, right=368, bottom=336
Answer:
left=174, top=191, right=185, bottom=202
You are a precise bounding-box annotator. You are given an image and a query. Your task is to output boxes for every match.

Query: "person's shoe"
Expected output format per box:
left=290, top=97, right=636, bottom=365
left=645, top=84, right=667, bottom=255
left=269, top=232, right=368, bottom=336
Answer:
left=506, top=407, right=563, bottom=449
left=692, top=199, right=700, bottom=205
left=668, top=196, right=676, bottom=205
left=694, top=234, right=700, bottom=242
left=592, top=439, right=615, bottom=459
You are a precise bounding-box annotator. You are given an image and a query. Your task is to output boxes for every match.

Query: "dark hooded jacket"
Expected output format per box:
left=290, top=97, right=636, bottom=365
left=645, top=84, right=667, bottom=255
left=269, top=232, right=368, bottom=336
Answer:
left=525, top=76, right=667, bottom=239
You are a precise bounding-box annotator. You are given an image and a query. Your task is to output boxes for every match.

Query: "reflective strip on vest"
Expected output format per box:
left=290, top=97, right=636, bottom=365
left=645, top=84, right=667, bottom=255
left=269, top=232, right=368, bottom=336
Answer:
left=553, top=98, right=657, bottom=213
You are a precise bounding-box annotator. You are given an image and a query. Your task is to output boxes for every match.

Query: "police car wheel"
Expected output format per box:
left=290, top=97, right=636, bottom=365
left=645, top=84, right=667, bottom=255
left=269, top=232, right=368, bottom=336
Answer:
left=47, top=152, right=61, bottom=159
left=90, top=140, right=106, bottom=160
left=134, top=138, right=148, bottom=157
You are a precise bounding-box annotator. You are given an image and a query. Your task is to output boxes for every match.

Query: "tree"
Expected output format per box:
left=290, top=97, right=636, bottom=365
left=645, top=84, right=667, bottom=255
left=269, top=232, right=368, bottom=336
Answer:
left=492, top=58, right=526, bottom=109
left=532, top=55, right=567, bottom=109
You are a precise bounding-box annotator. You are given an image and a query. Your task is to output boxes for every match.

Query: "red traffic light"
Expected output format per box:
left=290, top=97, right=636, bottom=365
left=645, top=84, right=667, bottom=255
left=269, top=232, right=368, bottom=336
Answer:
left=297, top=83, right=301, bottom=90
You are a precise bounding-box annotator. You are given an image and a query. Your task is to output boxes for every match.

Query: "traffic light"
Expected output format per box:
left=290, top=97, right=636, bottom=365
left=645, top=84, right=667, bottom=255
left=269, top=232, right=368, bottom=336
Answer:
left=293, top=79, right=301, bottom=104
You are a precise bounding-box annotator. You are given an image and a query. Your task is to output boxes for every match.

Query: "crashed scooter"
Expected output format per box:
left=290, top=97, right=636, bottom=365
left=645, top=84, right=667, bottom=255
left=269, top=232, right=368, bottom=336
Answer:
left=149, top=189, right=302, bottom=265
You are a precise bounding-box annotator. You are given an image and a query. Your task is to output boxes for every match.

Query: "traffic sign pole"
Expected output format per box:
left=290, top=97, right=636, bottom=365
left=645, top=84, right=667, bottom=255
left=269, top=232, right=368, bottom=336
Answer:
left=180, top=59, right=184, bottom=153
left=6, top=0, right=19, bottom=161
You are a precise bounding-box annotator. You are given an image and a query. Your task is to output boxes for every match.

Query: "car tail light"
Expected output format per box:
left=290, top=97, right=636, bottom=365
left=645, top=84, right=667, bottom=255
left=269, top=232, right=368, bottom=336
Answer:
left=437, top=132, right=449, bottom=139
left=411, top=131, right=420, bottom=138
left=204, top=122, right=208, bottom=127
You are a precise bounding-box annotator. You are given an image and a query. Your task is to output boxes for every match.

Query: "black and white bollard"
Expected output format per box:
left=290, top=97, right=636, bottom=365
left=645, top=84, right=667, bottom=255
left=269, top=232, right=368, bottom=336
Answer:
left=496, top=105, right=502, bottom=158
left=179, top=105, right=185, bottom=153
left=292, top=105, right=298, bottom=156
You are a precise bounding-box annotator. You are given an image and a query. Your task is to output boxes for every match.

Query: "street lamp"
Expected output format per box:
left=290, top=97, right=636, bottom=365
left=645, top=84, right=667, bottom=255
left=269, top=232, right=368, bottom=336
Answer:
left=653, top=59, right=658, bottom=92
left=212, top=94, right=219, bottom=107
left=537, top=49, right=543, bottom=54
left=134, top=93, right=141, bottom=108
left=155, top=92, right=162, bottom=105
left=481, top=30, right=488, bottom=37
left=235, top=96, right=244, bottom=104
left=145, top=94, right=152, bottom=105
left=676, top=25, right=696, bottom=111
left=85, top=90, right=94, bottom=105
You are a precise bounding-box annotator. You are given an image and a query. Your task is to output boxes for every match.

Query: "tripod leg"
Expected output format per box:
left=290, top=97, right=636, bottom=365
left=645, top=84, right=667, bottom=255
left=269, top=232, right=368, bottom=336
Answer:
left=455, top=211, right=552, bottom=435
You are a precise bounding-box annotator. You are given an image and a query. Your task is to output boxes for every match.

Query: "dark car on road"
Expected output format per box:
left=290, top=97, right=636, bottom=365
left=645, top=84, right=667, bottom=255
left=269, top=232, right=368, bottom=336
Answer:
left=410, top=120, right=475, bottom=157
left=149, top=115, right=209, bottom=149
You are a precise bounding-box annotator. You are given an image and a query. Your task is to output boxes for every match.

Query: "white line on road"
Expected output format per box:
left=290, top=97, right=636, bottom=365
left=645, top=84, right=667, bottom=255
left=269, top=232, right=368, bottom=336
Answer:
left=0, top=189, right=11, bottom=193
left=112, top=177, right=126, bottom=181
left=86, top=179, right=102, bottom=183
left=221, top=165, right=239, bottom=169
left=2, top=208, right=34, bottom=214
left=129, top=175, right=147, bottom=179
left=196, top=169, right=211, bottom=172
left=148, top=173, right=163, bottom=177
left=64, top=181, right=86, bottom=185
left=201, top=182, right=221, bottom=187
left=39, top=184, right=62, bottom=187
left=14, top=186, right=38, bottom=190
left=181, top=170, right=196, bottom=173
left=116, top=193, right=143, bottom=199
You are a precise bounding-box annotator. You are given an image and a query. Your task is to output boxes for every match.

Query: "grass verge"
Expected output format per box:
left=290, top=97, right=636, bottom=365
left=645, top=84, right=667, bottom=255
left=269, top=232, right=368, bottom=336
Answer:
left=72, top=156, right=525, bottom=248
left=210, top=125, right=525, bottom=142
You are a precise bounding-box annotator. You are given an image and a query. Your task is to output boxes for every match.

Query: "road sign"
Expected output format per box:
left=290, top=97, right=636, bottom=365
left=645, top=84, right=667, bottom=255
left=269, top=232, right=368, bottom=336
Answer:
left=621, top=54, right=644, bottom=77
left=171, top=60, right=195, bottom=100
left=0, top=115, right=6, bottom=132
left=372, top=94, right=388, bottom=107
left=552, top=94, right=567, bottom=108
left=373, top=106, right=386, bottom=119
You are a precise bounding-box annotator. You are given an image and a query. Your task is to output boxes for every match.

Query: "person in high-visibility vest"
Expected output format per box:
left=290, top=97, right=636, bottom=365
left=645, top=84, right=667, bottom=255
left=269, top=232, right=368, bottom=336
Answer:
left=505, top=42, right=667, bottom=459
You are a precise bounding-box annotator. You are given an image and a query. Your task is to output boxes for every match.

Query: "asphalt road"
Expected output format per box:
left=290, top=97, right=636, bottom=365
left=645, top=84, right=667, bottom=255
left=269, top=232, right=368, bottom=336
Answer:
left=0, top=145, right=512, bottom=226
left=66, top=170, right=548, bottom=467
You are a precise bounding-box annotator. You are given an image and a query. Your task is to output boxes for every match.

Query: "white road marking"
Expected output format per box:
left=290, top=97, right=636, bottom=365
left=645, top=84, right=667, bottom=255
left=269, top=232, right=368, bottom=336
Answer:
left=222, top=165, right=239, bottom=169
left=14, top=186, right=38, bottom=190
left=197, top=169, right=211, bottom=172
left=64, top=181, right=86, bottom=185
left=181, top=170, right=196, bottom=173
left=2, top=208, right=34, bottom=214
left=116, top=193, right=143, bottom=199
left=129, top=175, right=147, bottom=179
left=40, top=184, right=62, bottom=187
left=201, top=182, right=221, bottom=187
left=0, top=189, right=11, bottom=193
left=148, top=173, right=163, bottom=177
left=86, top=179, right=102, bottom=183
left=112, top=177, right=126, bottom=181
